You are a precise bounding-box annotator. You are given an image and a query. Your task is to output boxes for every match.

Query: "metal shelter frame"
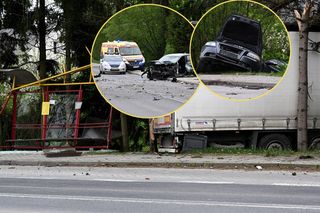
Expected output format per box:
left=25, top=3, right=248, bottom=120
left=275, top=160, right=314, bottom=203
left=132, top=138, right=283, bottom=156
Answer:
left=0, top=65, right=113, bottom=150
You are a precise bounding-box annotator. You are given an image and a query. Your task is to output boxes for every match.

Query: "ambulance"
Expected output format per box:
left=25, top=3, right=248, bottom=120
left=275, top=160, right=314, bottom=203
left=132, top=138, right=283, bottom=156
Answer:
left=100, top=41, right=145, bottom=70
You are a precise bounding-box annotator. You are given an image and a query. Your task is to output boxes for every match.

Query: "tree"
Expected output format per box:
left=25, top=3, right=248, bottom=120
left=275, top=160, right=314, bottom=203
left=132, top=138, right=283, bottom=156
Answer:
left=120, top=113, right=129, bottom=152
left=294, top=1, right=314, bottom=151
left=0, top=0, right=31, bottom=69
left=38, top=0, right=46, bottom=79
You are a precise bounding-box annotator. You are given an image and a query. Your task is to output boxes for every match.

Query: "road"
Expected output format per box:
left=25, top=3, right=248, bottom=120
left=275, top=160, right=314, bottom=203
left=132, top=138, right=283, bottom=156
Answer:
left=0, top=166, right=320, bottom=213
left=207, top=85, right=269, bottom=99
left=92, top=64, right=198, bottom=117
left=199, top=74, right=281, bottom=100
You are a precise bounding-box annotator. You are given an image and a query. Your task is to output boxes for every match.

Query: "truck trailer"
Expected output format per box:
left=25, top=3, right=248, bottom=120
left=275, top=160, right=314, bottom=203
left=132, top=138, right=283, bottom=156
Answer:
left=154, top=32, right=320, bottom=152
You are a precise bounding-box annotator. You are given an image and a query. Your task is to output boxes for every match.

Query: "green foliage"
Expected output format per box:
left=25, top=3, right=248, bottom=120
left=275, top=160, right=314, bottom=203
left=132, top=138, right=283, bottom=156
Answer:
left=168, top=0, right=222, bottom=21
left=191, top=1, right=290, bottom=67
left=0, top=82, right=12, bottom=145
left=184, top=147, right=320, bottom=158
left=0, top=0, right=31, bottom=68
left=92, top=5, right=192, bottom=62
left=129, top=119, right=148, bottom=151
left=165, top=12, right=192, bottom=54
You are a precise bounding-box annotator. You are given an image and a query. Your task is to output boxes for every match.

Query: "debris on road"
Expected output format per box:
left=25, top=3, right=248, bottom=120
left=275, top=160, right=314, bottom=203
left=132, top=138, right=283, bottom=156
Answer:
left=255, top=165, right=263, bottom=170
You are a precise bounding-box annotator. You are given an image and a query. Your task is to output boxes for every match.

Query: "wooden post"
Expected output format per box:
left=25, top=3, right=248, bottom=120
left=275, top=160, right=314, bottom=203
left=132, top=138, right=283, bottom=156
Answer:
left=149, top=119, right=157, bottom=153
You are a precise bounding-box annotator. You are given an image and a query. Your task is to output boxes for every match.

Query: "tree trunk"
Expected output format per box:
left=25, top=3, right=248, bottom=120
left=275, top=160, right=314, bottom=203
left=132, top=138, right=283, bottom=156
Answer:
left=62, top=1, right=73, bottom=141
left=120, top=113, right=129, bottom=152
left=294, top=1, right=313, bottom=151
left=149, top=119, right=157, bottom=153
left=39, top=0, right=46, bottom=79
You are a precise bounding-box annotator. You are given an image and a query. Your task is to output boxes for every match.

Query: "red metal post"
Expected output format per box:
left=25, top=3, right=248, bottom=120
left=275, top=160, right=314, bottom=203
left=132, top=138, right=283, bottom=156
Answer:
left=11, top=91, right=17, bottom=144
left=73, top=85, right=83, bottom=145
left=41, top=87, right=49, bottom=141
left=106, top=107, right=113, bottom=149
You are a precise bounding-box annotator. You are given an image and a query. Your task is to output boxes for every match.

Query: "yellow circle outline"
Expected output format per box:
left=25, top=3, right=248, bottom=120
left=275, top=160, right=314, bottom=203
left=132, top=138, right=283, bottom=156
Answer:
left=189, top=0, right=292, bottom=102
left=90, top=3, right=200, bottom=119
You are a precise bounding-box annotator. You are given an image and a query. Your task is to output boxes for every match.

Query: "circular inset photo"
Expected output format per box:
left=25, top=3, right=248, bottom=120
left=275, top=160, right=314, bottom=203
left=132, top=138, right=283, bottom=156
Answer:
left=91, top=4, right=198, bottom=118
left=191, top=0, right=290, bottom=100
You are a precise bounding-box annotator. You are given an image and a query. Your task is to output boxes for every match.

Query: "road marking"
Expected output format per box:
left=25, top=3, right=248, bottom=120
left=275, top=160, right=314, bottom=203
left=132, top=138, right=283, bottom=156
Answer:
left=273, top=183, right=320, bottom=187
left=0, top=193, right=320, bottom=210
left=179, top=181, right=235, bottom=184
left=93, top=179, right=137, bottom=182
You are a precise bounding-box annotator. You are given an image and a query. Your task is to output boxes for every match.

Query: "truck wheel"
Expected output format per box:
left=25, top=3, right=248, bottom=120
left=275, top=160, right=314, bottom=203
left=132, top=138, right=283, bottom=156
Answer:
left=309, top=136, right=320, bottom=150
left=258, top=134, right=291, bottom=150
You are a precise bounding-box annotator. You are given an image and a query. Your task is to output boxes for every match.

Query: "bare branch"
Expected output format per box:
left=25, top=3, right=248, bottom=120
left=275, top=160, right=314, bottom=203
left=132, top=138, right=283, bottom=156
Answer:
left=294, top=10, right=302, bottom=30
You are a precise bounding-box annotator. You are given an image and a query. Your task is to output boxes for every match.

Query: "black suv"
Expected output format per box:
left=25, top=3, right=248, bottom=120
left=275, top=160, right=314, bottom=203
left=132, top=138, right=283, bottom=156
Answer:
left=198, top=15, right=263, bottom=73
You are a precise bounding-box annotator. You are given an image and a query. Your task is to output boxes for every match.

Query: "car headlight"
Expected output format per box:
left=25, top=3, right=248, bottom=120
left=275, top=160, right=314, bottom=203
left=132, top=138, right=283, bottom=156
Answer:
left=246, top=52, right=260, bottom=61
left=205, top=41, right=217, bottom=47
left=140, top=57, right=145, bottom=64
left=119, top=62, right=126, bottom=69
left=103, top=62, right=111, bottom=70
left=123, top=58, right=130, bottom=64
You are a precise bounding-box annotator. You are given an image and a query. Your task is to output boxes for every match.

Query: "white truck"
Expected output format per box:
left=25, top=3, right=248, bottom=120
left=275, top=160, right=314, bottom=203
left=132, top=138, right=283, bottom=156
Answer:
left=154, top=32, right=320, bottom=152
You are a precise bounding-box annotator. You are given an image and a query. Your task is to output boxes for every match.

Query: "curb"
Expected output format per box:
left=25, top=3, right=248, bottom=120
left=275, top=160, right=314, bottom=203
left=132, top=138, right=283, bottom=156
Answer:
left=1, top=160, right=319, bottom=171
left=201, top=80, right=275, bottom=89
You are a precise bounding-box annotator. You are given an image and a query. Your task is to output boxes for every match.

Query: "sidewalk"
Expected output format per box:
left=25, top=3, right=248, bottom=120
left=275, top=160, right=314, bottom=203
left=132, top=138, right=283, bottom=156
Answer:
left=0, top=151, right=319, bottom=171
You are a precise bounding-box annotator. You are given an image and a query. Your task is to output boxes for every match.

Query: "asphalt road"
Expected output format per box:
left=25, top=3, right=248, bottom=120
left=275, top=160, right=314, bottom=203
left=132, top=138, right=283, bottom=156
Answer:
left=92, top=64, right=198, bottom=117
left=0, top=166, right=320, bottom=213
left=208, top=85, right=270, bottom=99
left=199, top=74, right=281, bottom=100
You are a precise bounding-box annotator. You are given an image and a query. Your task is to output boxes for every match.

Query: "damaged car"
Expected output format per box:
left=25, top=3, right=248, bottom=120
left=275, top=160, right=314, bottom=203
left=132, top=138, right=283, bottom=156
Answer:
left=263, top=59, right=287, bottom=73
left=142, top=53, right=193, bottom=80
left=198, top=15, right=263, bottom=73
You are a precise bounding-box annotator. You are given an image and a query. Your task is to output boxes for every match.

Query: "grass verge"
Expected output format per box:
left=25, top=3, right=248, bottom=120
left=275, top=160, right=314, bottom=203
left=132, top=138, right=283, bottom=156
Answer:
left=182, top=147, right=320, bottom=158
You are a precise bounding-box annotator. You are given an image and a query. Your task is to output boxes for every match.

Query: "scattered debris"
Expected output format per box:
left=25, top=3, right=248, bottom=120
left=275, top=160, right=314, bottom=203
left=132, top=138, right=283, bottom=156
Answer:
left=191, top=154, right=203, bottom=158
left=44, top=149, right=82, bottom=158
left=217, top=157, right=224, bottom=160
left=299, top=155, right=314, bottom=159
left=86, top=172, right=90, bottom=176
left=226, top=93, right=238, bottom=96
left=145, top=177, right=150, bottom=180
left=292, top=172, right=297, bottom=176
left=255, top=165, right=263, bottom=170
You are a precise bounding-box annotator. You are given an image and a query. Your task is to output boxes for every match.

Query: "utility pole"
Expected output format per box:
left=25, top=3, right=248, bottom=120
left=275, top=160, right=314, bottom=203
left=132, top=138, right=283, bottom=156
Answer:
left=294, top=1, right=314, bottom=151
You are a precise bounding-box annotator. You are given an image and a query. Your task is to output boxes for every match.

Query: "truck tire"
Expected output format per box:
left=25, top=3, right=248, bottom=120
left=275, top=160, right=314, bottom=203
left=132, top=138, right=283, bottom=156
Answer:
left=258, top=134, right=291, bottom=150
